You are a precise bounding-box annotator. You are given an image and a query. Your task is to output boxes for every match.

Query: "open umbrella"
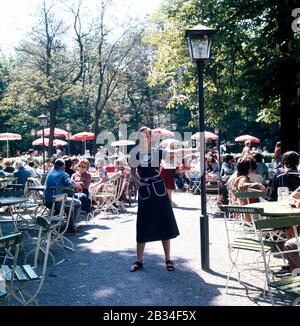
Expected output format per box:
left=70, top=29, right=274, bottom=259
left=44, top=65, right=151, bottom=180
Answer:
left=53, top=139, right=68, bottom=147
left=111, top=140, right=135, bottom=146
left=235, top=134, right=260, bottom=143
left=71, top=132, right=95, bottom=154
left=159, top=138, right=181, bottom=150
left=32, top=137, right=49, bottom=146
left=37, top=128, right=68, bottom=138
left=191, top=131, right=218, bottom=141
left=152, top=128, right=175, bottom=137
left=0, top=133, right=22, bottom=157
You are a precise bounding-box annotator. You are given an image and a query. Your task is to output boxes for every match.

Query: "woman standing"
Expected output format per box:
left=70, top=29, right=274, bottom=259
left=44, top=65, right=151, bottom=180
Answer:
left=129, top=127, right=179, bottom=272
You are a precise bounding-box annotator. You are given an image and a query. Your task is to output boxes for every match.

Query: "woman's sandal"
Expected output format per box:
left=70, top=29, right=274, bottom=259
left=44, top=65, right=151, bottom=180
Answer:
left=130, top=261, right=143, bottom=272
left=166, top=260, right=175, bottom=271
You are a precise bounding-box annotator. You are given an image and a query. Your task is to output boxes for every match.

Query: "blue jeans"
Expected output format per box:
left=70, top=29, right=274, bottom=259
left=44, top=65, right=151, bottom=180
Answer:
left=65, top=198, right=82, bottom=228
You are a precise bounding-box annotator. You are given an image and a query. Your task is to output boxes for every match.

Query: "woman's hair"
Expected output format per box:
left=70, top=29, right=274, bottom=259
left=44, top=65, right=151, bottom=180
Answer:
left=224, top=155, right=234, bottom=163
left=79, top=158, right=90, bottom=169
left=236, top=158, right=251, bottom=176
left=283, top=151, right=299, bottom=169
left=138, top=126, right=151, bottom=133
left=136, top=126, right=152, bottom=145
left=253, top=153, right=263, bottom=163
left=4, top=159, right=12, bottom=167
left=64, top=158, right=73, bottom=170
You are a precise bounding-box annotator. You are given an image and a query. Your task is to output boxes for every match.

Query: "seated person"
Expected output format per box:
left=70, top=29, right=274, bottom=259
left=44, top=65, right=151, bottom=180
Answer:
left=65, top=158, right=76, bottom=177
left=206, top=155, right=220, bottom=173
left=13, top=160, right=32, bottom=187
left=95, top=158, right=107, bottom=178
left=268, top=151, right=300, bottom=201
left=230, top=158, right=266, bottom=220
left=283, top=186, right=300, bottom=271
left=249, top=158, right=266, bottom=185
left=0, top=165, right=6, bottom=177
left=220, top=155, right=234, bottom=180
left=253, top=153, right=268, bottom=180
left=3, top=159, right=15, bottom=173
left=45, top=159, right=82, bottom=233
left=71, top=159, right=92, bottom=212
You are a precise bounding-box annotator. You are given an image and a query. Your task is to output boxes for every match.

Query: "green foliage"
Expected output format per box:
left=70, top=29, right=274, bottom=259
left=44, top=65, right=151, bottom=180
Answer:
left=146, top=0, right=286, bottom=146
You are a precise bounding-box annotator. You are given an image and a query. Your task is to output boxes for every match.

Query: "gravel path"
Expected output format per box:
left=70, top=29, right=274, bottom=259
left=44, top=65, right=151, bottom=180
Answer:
left=1, top=192, right=272, bottom=306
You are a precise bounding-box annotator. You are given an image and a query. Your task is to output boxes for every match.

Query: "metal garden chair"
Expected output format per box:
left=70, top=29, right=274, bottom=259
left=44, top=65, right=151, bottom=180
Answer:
left=220, top=205, right=274, bottom=293
left=255, top=216, right=300, bottom=306
left=0, top=215, right=55, bottom=305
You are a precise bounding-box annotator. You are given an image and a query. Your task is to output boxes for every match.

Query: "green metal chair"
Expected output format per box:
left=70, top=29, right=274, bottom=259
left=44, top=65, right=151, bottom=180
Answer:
left=220, top=205, right=274, bottom=293
left=255, top=216, right=300, bottom=306
left=0, top=216, right=57, bottom=305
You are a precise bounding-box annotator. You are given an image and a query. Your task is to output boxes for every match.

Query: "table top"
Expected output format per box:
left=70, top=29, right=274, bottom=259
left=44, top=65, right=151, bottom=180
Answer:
left=245, top=201, right=300, bottom=216
left=28, top=186, right=45, bottom=191
left=0, top=196, right=28, bottom=206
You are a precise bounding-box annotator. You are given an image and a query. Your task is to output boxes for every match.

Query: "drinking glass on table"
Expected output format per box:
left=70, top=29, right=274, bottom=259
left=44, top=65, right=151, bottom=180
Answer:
left=277, top=187, right=289, bottom=205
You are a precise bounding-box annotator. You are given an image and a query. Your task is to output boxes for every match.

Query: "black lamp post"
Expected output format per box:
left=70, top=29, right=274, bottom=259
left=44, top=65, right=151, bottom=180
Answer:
left=185, top=23, right=216, bottom=271
left=38, top=114, right=49, bottom=173
left=65, top=123, right=71, bottom=156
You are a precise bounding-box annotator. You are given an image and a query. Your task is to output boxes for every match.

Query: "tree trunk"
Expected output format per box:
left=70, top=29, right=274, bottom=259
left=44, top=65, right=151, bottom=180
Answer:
left=93, top=108, right=101, bottom=155
left=48, top=100, right=58, bottom=157
left=277, top=0, right=300, bottom=153
left=279, top=60, right=299, bottom=153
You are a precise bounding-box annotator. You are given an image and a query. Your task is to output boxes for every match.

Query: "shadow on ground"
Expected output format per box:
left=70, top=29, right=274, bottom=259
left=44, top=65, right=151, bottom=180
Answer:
left=33, top=226, right=222, bottom=306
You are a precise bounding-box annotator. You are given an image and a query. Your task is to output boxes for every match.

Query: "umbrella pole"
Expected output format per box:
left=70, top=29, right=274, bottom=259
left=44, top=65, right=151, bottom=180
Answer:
left=6, top=139, right=9, bottom=158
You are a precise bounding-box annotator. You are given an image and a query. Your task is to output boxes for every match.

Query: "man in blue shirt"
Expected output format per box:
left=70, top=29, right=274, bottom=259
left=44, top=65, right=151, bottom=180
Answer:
left=45, top=159, right=82, bottom=233
left=13, top=160, right=32, bottom=187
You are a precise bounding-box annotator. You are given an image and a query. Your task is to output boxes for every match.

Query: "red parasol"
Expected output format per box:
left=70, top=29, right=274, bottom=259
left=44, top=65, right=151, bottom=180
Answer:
left=53, top=139, right=68, bottom=147
left=235, top=134, right=260, bottom=143
left=32, top=137, right=49, bottom=146
left=152, top=128, right=175, bottom=137
left=71, top=132, right=95, bottom=154
left=37, top=128, right=68, bottom=138
left=191, top=131, right=218, bottom=141
left=159, top=138, right=181, bottom=150
left=0, top=133, right=22, bottom=157
left=71, top=132, right=95, bottom=141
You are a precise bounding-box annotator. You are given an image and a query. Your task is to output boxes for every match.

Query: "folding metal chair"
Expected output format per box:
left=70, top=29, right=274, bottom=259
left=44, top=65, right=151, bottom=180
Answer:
left=0, top=215, right=55, bottom=305
left=220, top=205, right=274, bottom=293
left=92, top=174, right=120, bottom=217
left=255, top=216, right=300, bottom=306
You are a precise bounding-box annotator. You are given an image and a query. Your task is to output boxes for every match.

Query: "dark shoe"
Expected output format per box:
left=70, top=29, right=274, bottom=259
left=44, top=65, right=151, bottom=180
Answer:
left=166, top=260, right=175, bottom=271
left=130, top=261, right=143, bottom=272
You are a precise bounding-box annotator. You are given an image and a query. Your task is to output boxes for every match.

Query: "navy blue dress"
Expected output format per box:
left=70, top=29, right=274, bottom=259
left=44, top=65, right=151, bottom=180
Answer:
left=134, top=149, right=179, bottom=243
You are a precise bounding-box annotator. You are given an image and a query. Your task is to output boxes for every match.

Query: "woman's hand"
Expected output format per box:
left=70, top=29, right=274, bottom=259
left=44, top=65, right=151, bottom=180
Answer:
left=75, top=182, right=83, bottom=192
left=131, top=175, right=147, bottom=187
left=256, top=183, right=266, bottom=191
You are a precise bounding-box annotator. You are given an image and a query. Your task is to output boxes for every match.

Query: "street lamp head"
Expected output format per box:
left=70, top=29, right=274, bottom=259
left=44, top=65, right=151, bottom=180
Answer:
left=38, top=114, right=49, bottom=127
left=185, top=23, right=216, bottom=62
left=65, top=123, right=71, bottom=132
left=31, top=129, right=36, bottom=137
left=171, top=123, right=177, bottom=131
